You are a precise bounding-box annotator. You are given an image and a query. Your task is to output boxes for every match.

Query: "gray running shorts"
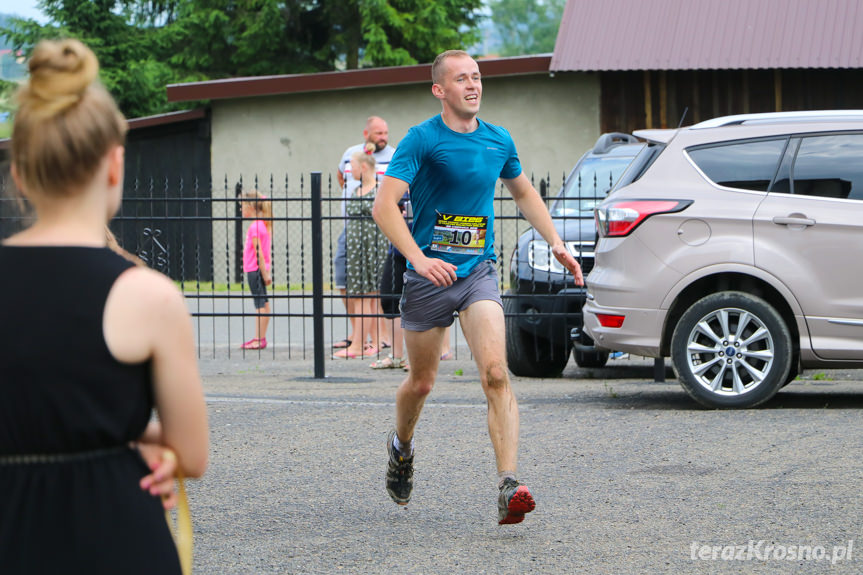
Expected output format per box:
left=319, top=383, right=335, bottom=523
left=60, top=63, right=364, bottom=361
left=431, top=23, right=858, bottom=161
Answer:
left=400, top=260, right=502, bottom=332
left=333, top=227, right=347, bottom=289
left=247, top=270, right=269, bottom=309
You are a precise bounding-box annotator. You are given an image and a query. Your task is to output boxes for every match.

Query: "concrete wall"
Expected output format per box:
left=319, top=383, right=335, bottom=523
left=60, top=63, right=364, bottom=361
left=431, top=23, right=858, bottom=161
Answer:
left=211, top=71, right=599, bottom=187
left=208, top=72, right=600, bottom=286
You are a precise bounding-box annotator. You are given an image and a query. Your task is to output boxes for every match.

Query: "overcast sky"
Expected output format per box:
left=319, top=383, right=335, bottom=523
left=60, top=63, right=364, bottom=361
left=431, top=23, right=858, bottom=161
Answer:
left=0, top=0, right=47, bottom=22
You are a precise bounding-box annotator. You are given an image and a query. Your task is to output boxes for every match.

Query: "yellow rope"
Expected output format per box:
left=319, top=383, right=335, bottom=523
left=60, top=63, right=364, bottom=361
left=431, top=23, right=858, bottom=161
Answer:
left=163, top=450, right=193, bottom=575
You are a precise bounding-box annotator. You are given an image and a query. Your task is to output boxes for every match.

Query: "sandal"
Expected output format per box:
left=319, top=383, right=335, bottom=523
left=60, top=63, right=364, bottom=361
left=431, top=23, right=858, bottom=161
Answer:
left=333, top=348, right=360, bottom=359
left=440, top=351, right=454, bottom=360
left=362, top=344, right=379, bottom=358
left=370, top=354, right=406, bottom=369
left=241, top=338, right=267, bottom=350
left=333, top=338, right=352, bottom=349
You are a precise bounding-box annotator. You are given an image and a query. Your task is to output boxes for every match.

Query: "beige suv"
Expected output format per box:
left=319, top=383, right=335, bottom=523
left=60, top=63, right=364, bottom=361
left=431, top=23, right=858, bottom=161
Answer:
left=584, top=111, right=863, bottom=408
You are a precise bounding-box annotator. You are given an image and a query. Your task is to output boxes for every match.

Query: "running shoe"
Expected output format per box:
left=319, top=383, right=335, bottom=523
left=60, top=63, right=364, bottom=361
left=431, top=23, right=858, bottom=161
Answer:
left=497, top=478, right=535, bottom=525
left=386, top=429, right=413, bottom=505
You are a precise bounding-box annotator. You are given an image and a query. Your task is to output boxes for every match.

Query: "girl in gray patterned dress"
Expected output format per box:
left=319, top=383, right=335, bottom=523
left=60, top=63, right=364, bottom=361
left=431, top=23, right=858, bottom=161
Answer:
left=334, top=149, right=389, bottom=358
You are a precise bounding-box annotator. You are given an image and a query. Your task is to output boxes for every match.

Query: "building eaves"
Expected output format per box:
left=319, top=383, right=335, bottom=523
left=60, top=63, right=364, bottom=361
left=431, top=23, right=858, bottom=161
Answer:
left=0, top=108, right=207, bottom=151
left=126, top=108, right=206, bottom=130
left=166, top=55, right=552, bottom=103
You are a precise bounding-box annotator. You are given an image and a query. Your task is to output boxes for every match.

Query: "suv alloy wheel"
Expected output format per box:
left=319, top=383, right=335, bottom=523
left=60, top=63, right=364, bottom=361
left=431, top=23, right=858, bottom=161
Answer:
left=671, top=291, right=793, bottom=408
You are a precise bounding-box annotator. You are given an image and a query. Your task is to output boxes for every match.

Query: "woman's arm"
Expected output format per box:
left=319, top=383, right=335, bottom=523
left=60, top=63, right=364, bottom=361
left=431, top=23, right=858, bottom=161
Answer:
left=105, top=268, right=209, bottom=477
left=147, top=276, right=209, bottom=477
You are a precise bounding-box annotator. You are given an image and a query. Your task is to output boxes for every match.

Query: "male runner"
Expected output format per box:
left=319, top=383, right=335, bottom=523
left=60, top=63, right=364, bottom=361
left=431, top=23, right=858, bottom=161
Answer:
left=373, top=50, right=583, bottom=525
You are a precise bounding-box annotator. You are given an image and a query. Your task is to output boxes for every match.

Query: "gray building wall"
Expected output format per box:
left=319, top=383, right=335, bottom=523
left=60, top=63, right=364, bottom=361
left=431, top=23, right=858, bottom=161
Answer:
left=209, top=72, right=600, bottom=285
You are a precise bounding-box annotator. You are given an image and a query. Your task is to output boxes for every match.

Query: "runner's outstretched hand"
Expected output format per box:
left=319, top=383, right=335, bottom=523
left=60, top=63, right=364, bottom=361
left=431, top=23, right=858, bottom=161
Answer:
left=413, top=255, right=458, bottom=287
left=552, top=242, right=584, bottom=286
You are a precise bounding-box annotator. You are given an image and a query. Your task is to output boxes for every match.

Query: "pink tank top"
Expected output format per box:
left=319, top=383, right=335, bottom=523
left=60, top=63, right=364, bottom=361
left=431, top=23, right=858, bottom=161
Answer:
left=243, top=220, right=271, bottom=272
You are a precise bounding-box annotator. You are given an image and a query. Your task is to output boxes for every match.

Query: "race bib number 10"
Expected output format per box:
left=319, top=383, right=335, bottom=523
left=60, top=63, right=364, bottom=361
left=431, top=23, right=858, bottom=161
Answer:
left=430, top=212, right=488, bottom=255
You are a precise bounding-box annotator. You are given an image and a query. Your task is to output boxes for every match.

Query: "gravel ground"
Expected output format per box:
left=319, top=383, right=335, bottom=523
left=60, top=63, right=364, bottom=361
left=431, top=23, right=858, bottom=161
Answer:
left=184, top=352, right=863, bottom=574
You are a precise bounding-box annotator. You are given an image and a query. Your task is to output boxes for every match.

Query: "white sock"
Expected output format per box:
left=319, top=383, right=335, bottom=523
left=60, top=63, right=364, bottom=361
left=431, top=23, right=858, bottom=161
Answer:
left=497, top=470, right=517, bottom=489
left=393, top=434, right=414, bottom=458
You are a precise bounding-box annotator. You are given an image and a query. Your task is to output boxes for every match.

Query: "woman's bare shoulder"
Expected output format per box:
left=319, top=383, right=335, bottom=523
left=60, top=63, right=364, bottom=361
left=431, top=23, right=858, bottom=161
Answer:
left=110, top=267, right=188, bottom=325
left=104, top=267, right=189, bottom=363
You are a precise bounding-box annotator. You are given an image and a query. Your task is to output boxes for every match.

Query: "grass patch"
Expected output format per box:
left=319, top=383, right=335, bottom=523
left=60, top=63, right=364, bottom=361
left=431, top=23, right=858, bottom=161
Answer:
left=177, top=280, right=514, bottom=293
left=176, top=281, right=310, bottom=292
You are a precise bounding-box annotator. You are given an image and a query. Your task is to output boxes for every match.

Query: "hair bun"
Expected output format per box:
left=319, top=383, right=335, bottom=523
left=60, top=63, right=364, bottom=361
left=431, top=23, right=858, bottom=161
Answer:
left=22, top=39, right=99, bottom=118
left=364, top=142, right=375, bottom=154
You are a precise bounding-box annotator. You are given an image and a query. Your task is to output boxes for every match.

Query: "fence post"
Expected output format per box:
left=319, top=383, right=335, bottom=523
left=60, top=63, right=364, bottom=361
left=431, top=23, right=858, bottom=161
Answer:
left=234, top=179, right=244, bottom=283
left=310, top=172, right=326, bottom=378
left=653, top=357, right=666, bottom=382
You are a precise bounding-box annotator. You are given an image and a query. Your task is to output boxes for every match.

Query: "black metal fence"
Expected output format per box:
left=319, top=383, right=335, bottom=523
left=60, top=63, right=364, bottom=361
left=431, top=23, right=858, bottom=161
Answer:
left=0, top=169, right=601, bottom=377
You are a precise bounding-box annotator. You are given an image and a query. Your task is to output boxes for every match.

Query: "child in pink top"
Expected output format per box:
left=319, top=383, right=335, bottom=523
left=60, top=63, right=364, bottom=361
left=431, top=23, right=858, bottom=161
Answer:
left=240, top=191, right=273, bottom=349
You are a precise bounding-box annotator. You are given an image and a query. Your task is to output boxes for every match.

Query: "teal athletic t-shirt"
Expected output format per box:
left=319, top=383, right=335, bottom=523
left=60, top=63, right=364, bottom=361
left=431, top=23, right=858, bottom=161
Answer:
left=385, top=115, right=522, bottom=277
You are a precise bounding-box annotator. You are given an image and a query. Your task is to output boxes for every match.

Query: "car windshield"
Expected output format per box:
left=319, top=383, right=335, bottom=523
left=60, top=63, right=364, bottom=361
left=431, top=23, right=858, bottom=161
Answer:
left=551, top=154, right=639, bottom=217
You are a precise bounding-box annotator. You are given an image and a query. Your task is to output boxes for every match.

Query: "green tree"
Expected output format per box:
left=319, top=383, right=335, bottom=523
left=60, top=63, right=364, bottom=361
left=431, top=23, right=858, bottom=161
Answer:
left=0, top=78, right=17, bottom=138
left=165, top=0, right=483, bottom=76
left=0, top=0, right=177, bottom=117
left=356, top=0, right=483, bottom=68
left=164, top=0, right=333, bottom=79
left=0, top=0, right=484, bottom=118
left=489, top=0, right=565, bottom=56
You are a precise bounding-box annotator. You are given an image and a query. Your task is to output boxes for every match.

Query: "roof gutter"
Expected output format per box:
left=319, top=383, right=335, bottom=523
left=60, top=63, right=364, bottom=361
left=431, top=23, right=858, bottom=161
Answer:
left=166, top=55, right=552, bottom=103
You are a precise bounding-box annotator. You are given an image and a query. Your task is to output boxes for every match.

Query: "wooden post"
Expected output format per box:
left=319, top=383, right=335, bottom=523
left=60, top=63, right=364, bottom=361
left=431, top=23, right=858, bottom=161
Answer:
left=712, top=71, right=720, bottom=119
left=774, top=70, right=783, bottom=111
left=644, top=71, right=653, bottom=128
left=659, top=70, right=668, bottom=128
left=692, top=71, right=701, bottom=124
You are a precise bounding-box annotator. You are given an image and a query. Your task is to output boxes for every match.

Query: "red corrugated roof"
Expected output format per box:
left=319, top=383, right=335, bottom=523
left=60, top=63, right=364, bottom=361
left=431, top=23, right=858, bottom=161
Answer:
left=551, top=0, right=863, bottom=71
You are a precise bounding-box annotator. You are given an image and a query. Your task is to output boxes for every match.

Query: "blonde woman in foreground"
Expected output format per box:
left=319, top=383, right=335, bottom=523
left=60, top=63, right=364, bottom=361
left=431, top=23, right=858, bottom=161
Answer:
left=0, top=39, right=208, bottom=574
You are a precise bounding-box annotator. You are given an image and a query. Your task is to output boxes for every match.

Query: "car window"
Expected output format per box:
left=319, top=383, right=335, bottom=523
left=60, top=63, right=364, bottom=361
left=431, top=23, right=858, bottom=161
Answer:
left=767, top=138, right=799, bottom=195
left=551, top=154, right=638, bottom=217
left=687, top=138, right=787, bottom=191
left=613, top=142, right=663, bottom=191
left=791, top=134, right=863, bottom=200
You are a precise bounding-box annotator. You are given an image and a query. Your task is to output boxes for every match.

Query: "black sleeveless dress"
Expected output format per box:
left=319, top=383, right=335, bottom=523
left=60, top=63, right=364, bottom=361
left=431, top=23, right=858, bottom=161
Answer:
left=0, top=246, right=181, bottom=574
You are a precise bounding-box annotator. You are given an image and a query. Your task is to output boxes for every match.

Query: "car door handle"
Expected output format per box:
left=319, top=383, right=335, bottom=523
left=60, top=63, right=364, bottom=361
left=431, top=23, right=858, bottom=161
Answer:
left=772, top=216, right=815, bottom=226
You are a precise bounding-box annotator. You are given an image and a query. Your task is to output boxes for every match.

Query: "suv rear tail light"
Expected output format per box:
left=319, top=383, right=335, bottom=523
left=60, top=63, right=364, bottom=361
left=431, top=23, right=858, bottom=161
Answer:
left=596, top=313, right=625, bottom=328
left=595, top=200, right=692, bottom=237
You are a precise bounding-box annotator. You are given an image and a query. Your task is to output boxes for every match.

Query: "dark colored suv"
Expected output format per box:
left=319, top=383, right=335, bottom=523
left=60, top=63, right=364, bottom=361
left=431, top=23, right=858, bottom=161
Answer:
left=505, top=133, right=644, bottom=377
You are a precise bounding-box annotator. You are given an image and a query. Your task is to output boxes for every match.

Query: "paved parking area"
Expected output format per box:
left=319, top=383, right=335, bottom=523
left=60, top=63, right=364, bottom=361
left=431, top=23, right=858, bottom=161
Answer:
left=188, top=354, right=863, bottom=574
